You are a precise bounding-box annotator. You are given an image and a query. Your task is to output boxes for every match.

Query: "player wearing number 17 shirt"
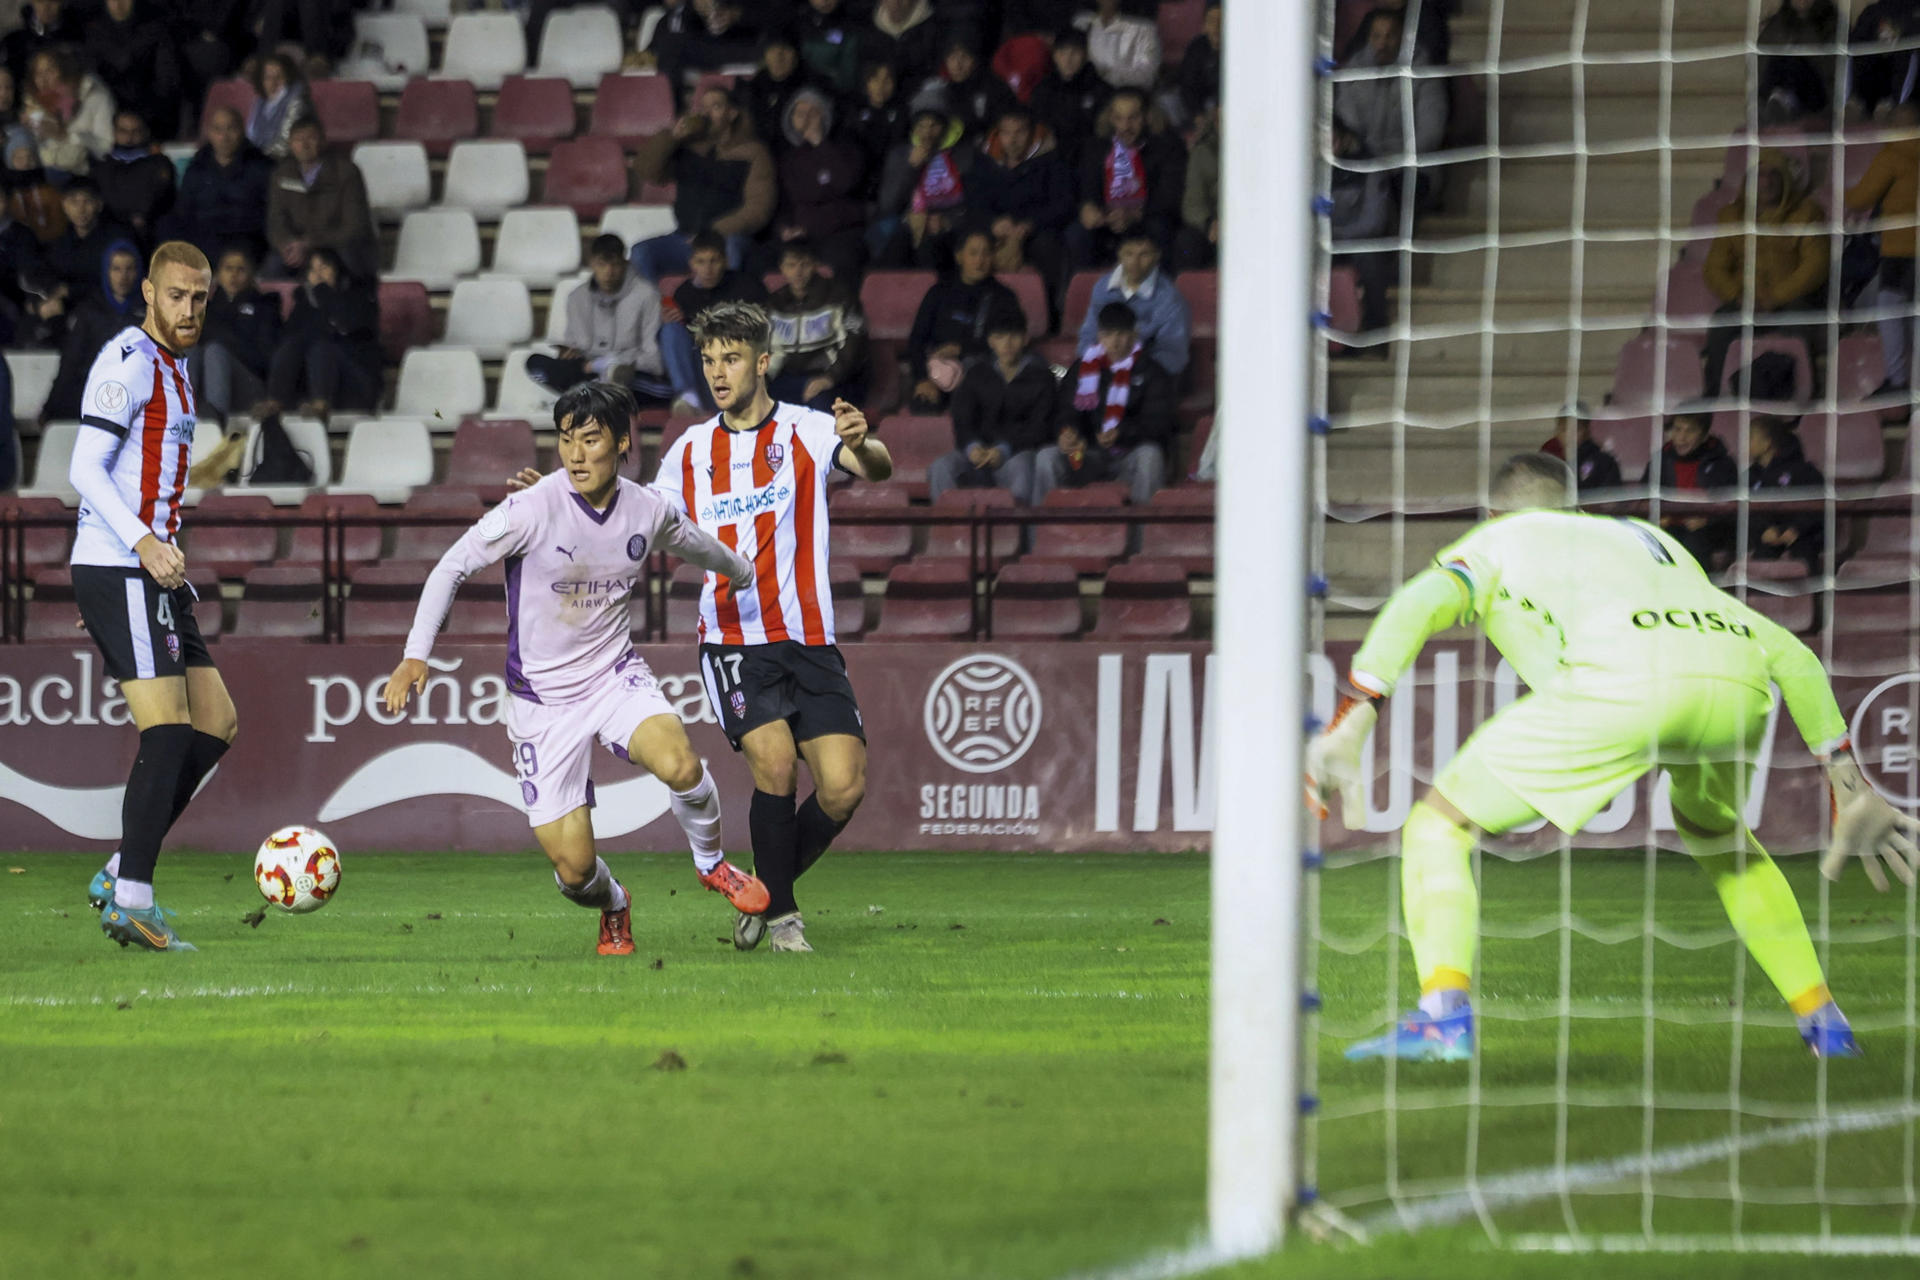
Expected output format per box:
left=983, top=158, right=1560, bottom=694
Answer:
left=69, top=241, right=237, bottom=954
left=653, top=301, right=894, bottom=954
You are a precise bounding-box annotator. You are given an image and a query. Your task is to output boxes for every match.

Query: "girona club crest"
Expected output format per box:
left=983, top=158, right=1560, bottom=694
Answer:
left=764, top=441, right=785, bottom=472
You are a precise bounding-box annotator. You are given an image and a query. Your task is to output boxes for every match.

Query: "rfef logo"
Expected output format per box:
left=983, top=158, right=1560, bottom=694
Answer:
left=923, top=655, right=1042, bottom=774
left=1850, top=673, right=1920, bottom=807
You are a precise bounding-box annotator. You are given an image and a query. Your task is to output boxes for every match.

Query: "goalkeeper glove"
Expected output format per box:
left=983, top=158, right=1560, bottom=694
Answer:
left=1305, top=679, right=1382, bottom=827
left=1822, top=750, right=1920, bottom=892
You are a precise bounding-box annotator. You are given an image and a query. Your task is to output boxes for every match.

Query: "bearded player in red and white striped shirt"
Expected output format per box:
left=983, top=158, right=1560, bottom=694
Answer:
left=656, top=301, right=892, bottom=953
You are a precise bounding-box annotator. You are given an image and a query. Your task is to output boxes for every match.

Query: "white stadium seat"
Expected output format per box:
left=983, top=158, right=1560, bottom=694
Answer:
left=439, top=12, right=528, bottom=90
left=390, top=209, right=483, bottom=289
left=546, top=273, right=589, bottom=343
left=352, top=142, right=431, bottom=220
left=235, top=417, right=332, bottom=505
left=491, top=207, right=583, bottom=284
left=345, top=14, right=431, bottom=91
left=443, top=278, right=535, bottom=358
left=635, top=6, right=666, bottom=55
left=598, top=205, right=677, bottom=248
left=441, top=140, right=530, bottom=219
left=332, top=418, right=435, bottom=503
left=7, top=349, right=59, bottom=421
left=535, top=5, right=626, bottom=88
left=495, top=347, right=559, bottom=416
left=394, top=349, right=487, bottom=426
left=18, top=420, right=79, bottom=503
left=391, top=0, right=452, bottom=28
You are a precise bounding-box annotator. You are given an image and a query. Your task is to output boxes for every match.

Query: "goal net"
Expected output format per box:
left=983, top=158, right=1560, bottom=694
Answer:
left=1311, top=0, right=1920, bottom=1255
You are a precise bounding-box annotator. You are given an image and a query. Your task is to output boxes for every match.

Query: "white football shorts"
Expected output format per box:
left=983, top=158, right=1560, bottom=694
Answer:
left=504, top=655, right=676, bottom=828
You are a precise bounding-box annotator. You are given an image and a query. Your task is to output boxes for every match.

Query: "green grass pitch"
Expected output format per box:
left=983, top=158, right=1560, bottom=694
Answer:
left=2, top=848, right=1914, bottom=1279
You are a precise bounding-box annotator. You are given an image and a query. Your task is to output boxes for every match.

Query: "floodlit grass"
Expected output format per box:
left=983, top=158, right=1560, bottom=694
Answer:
left=3, top=848, right=1914, bottom=1278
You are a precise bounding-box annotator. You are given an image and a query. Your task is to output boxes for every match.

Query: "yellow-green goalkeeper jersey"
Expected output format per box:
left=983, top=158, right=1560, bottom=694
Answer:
left=1349, top=510, right=1850, bottom=754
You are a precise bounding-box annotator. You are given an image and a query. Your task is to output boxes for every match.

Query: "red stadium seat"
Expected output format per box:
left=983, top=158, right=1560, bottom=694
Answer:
left=12, top=496, right=71, bottom=568
left=231, top=566, right=326, bottom=639
left=389, top=489, right=485, bottom=564
left=1797, top=411, right=1886, bottom=484
left=342, top=563, right=422, bottom=640
left=1176, top=271, right=1217, bottom=339
left=992, top=34, right=1052, bottom=103
left=23, top=567, right=78, bottom=642
left=1835, top=330, right=1885, bottom=404
left=1840, top=516, right=1917, bottom=582
left=1180, top=341, right=1217, bottom=419
left=201, top=79, right=257, bottom=133
left=187, top=567, right=224, bottom=640
left=1004, top=271, right=1051, bottom=336
left=1326, top=265, right=1362, bottom=350
left=1587, top=414, right=1661, bottom=484
left=308, top=78, right=380, bottom=145
left=543, top=137, right=630, bottom=218
left=1147, top=483, right=1214, bottom=575
left=1027, top=483, right=1130, bottom=573
left=989, top=561, right=1081, bottom=638
left=184, top=494, right=280, bottom=579
left=435, top=560, right=506, bottom=641
left=860, top=271, right=936, bottom=341
left=1609, top=330, right=1704, bottom=411
left=492, top=75, right=576, bottom=154
left=871, top=414, right=950, bottom=498
left=285, top=493, right=383, bottom=568
left=871, top=561, right=974, bottom=641
left=666, top=562, right=704, bottom=639
left=1093, top=559, right=1193, bottom=639
left=1741, top=584, right=1817, bottom=635
left=830, top=561, right=867, bottom=640
left=1062, top=270, right=1103, bottom=337
left=922, top=487, right=1021, bottom=563
left=865, top=339, right=905, bottom=415
left=394, top=77, right=479, bottom=156
left=828, top=485, right=912, bottom=574
left=1658, top=260, right=1721, bottom=332
left=378, top=280, right=436, bottom=363
left=1157, top=0, right=1208, bottom=65
left=590, top=73, right=676, bottom=144
left=446, top=418, right=538, bottom=496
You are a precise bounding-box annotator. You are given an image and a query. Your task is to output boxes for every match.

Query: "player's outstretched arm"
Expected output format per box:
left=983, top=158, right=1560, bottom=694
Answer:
left=832, top=399, right=892, bottom=481
left=658, top=505, right=755, bottom=592
left=388, top=502, right=532, bottom=717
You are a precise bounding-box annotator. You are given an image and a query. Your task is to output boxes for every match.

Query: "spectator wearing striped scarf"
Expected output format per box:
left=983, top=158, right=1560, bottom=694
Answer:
left=1034, top=301, right=1175, bottom=508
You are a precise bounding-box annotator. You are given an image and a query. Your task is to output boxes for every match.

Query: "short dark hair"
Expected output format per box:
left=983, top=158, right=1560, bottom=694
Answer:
left=986, top=303, right=1028, bottom=337
left=861, top=58, right=899, bottom=84
left=216, top=242, right=258, bottom=269
left=62, top=176, right=101, bottom=199
left=996, top=105, right=1036, bottom=130
left=290, top=114, right=325, bottom=138
left=688, top=230, right=728, bottom=258
left=587, top=233, right=626, bottom=263
left=1118, top=227, right=1158, bottom=249
left=1053, top=26, right=1088, bottom=50
left=552, top=380, right=637, bottom=454
left=1095, top=302, right=1138, bottom=334
left=692, top=300, right=772, bottom=356
left=779, top=238, right=817, bottom=263
left=307, top=245, right=347, bottom=280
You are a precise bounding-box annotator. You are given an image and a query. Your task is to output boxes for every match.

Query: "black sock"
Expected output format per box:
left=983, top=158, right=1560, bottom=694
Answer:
left=750, top=789, right=800, bottom=918
left=117, top=724, right=197, bottom=886
left=165, top=731, right=231, bottom=833
left=794, top=793, right=848, bottom=879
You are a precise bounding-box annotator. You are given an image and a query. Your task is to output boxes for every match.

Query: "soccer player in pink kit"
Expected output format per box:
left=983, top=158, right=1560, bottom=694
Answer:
left=381, top=382, right=771, bottom=955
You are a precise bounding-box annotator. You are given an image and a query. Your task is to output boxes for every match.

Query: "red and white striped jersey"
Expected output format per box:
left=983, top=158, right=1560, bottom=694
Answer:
left=70, top=326, right=198, bottom=569
left=652, top=402, right=849, bottom=646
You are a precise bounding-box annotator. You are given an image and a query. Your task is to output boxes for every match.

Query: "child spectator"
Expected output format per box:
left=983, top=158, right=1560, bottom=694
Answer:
left=93, top=110, right=174, bottom=250
left=265, top=247, right=383, bottom=420
left=1538, top=401, right=1623, bottom=491
left=1745, top=413, right=1826, bottom=570
left=766, top=238, right=869, bottom=410
left=1028, top=27, right=1107, bottom=169
left=662, top=230, right=769, bottom=411
left=907, top=227, right=1022, bottom=410
left=1845, top=103, right=1919, bottom=398
left=247, top=53, right=309, bottom=161
left=20, top=46, right=112, bottom=177
left=928, top=301, right=1056, bottom=504
left=773, top=87, right=868, bottom=283
left=158, top=106, right=272, bottom=266
left=189, top=244, right=281, bottom=424
left=1650, top=403, right=1738, bottom=569
left=871, top=106, right=974, bottom=268
left=1701, top=149, right=1829, bottom=394
left=43, top=239, right=142, bottom=422
left=1079, top=0, right=1160, bottom=90
left=1035, top=301, right=1175, bottom=506
left=45, top=176, right=132, bottom=307
left=969, top=105, right=1074, bottom=284
left=267, top=116, right=377, bottom=282
left=1076, top=230, right=1191, bottom=377
left=528, top=234, right=670, bottom=400
left=1067, top=88, right=1187, bottom=270
left=631, top=82, right=776, bottom=282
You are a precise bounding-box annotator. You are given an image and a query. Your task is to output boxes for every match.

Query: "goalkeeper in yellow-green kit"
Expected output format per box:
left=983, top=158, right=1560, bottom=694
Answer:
left=1307, top=454, right=1920, bottom=1062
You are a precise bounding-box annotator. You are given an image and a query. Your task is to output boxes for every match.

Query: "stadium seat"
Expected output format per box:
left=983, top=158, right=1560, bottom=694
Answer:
left=18, top=421, right=80, bottom=503
left=1092, top=559, right=1193, bottom=639
left=200, top=78, right=257, bottom=129
left=346, top=14, right=432, bottom=91
left=332, top=418, right=436, bottom=503
left=871, top=414, right=950, bottom=498
left=286, top=492, right=385, bottom=566
left=10, top=496, right=72, bottom=569
left=1840, top=517, right=1917, bottom=583
left=395, top=348, right=487, bottom=423
left=989, top=561, right=1082, bottom=638
left=23, top=567, right=78, bottom=642
left=231, top=566, right=326, bottom=639
left=7, top=349, right=57, bottom=422
left=377, top=280, right=437, bottom=363
left=352, top=141, right=432, bottom=220
left=186, top=566, right=224, bottom=640
left=1326, top=265, right=1362, bottom=347
left=1609, top=330, right=1705, bottom=410
left=1658, top=260, right=1721, bottom=332
left=1796, top=411, right=1886, bottom=484
left=492, top=75, right=575, bottom=154
left=922, top=488, right=1022, bottom=563
left=1027, top=484, right=1130, bottom=573
left=495, top=347, right=559, bottom=416
left=861, top=271, right=935, bottom=341
left=390, top=209, right=482, bottom=288
left=1175, top=271, right=1218, bottom=339
left=394, top=76, right=478, bottom=156
left=440, top=12, right=528, bottom=90
left=1721, top=334, right=1813, bottom=401
left=389, top=488, right=486, bottom=564
left=827, top=485, right=912, bottom=574
left=391, top=0, right=451, bottom=25
left=1742, top=583, right=1819, bottom=635
left=492, top=207, right=584, bottom=284
left=871, top=561, right=975, bottom=641
left=346, top=561, right=503, bottom=640
left=307, top=78, right=380, bottom=145
left=1586, top=414, right=1661, bottom=484
left=598, top=204, right=677, bottom=248
left=1180, top=341, right=1217, bottom=417
left=1147, top=484, right=1215, bottom=575
left=183, top=494, right=279, bottom=578
left=442, top=140, right=531, bottom=219
left=1003, top=271, right=1051, bottom=337
left=446, top=418, right=538, bottom=495
left=235, top=417, right=332, bottom=504
left=543, top=137, right=630, bottom=218
left=535, top=5, right=625, bottom=87
left=1156, top=0, right=1208, bottom=65
left=443, top=278, right=535, bottom=358
left=1062, top=270, right=1104, bottom=337
left=1835, top=330, right=1886, bottom=403
left=546, top=274, right=589, bottom=342
left=590, top=72, right=677, bottom=143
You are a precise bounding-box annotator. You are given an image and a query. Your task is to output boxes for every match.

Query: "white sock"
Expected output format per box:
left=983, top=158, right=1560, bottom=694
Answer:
left=555, top=858, right=623, bottom=911
left=104, top=852, right=121, bottom=876
left=671, top=767, right=725, bottom=873
left=114, top=878, right=154, bottom=910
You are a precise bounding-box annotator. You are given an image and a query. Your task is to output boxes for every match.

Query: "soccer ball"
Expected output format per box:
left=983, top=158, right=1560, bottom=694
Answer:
left=254, top=826, right=342, bottom=914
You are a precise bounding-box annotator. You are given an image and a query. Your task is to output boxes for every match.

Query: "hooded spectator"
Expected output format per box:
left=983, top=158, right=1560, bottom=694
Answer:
left=1029, top=26, right=1108, bottom=168
left=1701, top=148, right=1829, bottom=393
left=766, top=238, right=869, bottom=410
left=19, top=45, right=113, bottom=176
left=247, top=53, right=310, bottom=161
left=158, top=105, right=273, bottom=264
left=1067, top=88, right=1186, bottom=269
left=266, top=116, right=378, bottom=281
left=265, top=246, right=383, bottom=418
left=631, top=81, right=777, bottom=281
left=773, top=87, right=869, bottom=283
left=43, top=239, right=144, bottom=422
left=93, top=110, right=175, bottom=249
left=84, top=0, right=181, bottom=139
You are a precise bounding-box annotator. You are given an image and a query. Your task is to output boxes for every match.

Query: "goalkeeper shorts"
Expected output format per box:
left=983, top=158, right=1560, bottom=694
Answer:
left=1434, top=671, right=1772, bottom=836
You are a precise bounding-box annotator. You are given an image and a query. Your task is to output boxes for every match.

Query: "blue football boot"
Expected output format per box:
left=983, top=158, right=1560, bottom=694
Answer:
left=99, top=899, right=198, bottom=952
left=1344, top=1005, right=1475, bottom=1062
left=87, top=862, right=116, bottom=911
left=1799, top=1003, right=1863, bottom=1058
